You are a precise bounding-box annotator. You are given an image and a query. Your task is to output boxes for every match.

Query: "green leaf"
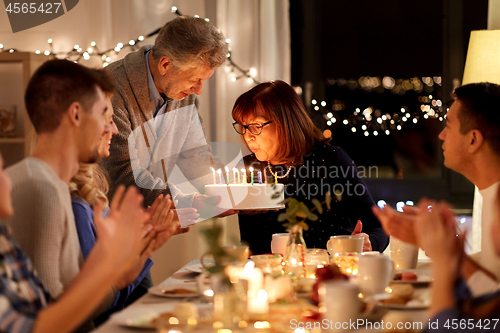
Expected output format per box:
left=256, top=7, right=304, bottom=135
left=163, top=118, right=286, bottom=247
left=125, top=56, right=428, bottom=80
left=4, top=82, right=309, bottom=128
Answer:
left=296, top=211, right=307, bottom=218
left=307, top=213, right=319, bottom=221
left=272, top=193, right=281, bottom=199
left=325, top=191, right=332, bottom=210
left=278, top=213, right=289, bottom=222
left=288, top=198, right=299, bottom=210
left=312, top=198, right=323, bottom=214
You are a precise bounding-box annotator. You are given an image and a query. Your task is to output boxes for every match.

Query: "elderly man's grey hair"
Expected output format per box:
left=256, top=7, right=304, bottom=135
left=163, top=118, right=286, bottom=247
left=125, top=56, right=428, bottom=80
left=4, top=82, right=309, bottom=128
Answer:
left=152, top=16, right=229, bottom=70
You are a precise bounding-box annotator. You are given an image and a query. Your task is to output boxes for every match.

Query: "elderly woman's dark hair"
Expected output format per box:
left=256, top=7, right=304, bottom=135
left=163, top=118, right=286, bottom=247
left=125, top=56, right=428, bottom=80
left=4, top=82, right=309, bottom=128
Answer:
left=232, top=80, right=330, bottom=165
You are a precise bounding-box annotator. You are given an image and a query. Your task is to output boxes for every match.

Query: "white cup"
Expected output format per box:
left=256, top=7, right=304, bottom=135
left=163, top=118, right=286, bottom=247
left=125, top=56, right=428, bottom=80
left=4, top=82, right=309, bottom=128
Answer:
left=357, top=255, right=395, bottom=295
left=319, top=281, right=360, bottom=332
left=390, top=236, right=418, bottom=270
left=271, top=233, right=289, bottom=256
left=327, top=235, right=364, bottom=255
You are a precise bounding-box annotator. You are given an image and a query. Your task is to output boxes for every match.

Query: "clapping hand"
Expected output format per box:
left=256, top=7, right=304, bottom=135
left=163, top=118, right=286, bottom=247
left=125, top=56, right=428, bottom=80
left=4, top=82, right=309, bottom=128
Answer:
left=372, top=204, right=420, bottom=246
left=93, top=185, right=156, bottom=289
left=351, top=220, right=372, bottom=252
left=415, top=199, right=465, bottom=278
left=147, top=194, right=196, bottom=251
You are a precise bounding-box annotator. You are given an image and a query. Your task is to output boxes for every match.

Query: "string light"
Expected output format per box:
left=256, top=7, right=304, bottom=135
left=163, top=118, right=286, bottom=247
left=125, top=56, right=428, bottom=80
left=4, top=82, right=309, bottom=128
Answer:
left=310, top=75, right=445, bottom=137
left=0, top=5, right=257, bottom=85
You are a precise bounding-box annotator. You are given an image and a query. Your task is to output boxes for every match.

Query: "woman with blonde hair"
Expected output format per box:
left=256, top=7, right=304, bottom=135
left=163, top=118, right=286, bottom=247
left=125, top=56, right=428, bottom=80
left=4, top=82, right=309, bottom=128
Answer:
left=69, top=105, right=192, bottom=325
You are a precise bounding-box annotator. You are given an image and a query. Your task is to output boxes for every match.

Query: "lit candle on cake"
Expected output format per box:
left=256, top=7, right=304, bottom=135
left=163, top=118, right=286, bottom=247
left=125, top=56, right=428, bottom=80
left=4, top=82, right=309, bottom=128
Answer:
left=225, top=166, right=229, bottom=185
left=217, top=168, right=222, bottom=185
left=264, top=168, right=267, bottom=184
left=258, top=171, right=262, bottom=184
left=274, top=171, right=278, bottom=184
left=249, top=167, right=254, bottom=185
left=210, top=167, right=216, bottom=184
left=233, top=167, right=238, bottom=184
left=241, top=168, right=247, bottom=185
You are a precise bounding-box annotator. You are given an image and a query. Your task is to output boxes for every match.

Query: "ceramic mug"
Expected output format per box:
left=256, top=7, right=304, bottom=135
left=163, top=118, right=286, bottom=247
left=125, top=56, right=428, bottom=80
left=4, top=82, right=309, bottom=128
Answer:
left=356, top=254, right=395, bottom=295
left=319, top=281, right=360, bottom=332
left=326, top=235, right=364, bottom=255
left=271, top=233, right=289, bottom=256
left=390, top=236, right=418, bottom=270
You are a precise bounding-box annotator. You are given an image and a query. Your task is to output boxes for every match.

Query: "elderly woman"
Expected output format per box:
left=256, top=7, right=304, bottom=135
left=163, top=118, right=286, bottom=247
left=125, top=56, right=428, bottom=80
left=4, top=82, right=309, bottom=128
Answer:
left=233, top=80, right=389, bottom=254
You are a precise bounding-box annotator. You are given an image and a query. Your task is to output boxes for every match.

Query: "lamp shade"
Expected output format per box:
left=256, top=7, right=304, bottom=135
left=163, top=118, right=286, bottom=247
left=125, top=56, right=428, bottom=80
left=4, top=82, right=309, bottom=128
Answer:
left=463, top=30, right=500, bottom=85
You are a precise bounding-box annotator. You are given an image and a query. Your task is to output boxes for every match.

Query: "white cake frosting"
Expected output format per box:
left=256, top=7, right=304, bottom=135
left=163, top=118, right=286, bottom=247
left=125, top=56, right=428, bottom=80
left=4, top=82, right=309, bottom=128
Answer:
left=204, top=184, right=285, bottom=210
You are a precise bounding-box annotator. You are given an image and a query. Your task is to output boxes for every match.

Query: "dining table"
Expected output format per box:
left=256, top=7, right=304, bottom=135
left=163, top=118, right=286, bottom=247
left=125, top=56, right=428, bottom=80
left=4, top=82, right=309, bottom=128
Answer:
left=92, top=258, right=433, bottom=333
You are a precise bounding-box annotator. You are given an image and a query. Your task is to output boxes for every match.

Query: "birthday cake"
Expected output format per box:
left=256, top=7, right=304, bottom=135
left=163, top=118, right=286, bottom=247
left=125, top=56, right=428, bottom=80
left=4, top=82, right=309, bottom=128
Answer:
left=204, top=184, right=285, bottom=210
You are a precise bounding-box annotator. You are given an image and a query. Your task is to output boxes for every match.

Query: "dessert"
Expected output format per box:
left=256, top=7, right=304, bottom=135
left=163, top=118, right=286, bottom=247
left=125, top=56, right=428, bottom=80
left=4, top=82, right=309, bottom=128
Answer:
left=379, top=284, right=415, bottom=305
left=393, top=271, right=418, bottom=281
left=204, top=184, right=285, bottom=210
left=162, top=288, right=197, bottom=295
left=401, top=272, right=418, bottom=281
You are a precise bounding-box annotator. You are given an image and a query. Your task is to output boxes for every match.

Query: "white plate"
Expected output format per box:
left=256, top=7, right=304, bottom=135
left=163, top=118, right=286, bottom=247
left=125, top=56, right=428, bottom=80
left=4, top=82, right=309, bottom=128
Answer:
left=377, top=299, right=430, bottom=310
left=184, top=265, right=203, bottom=274
left=238, top=205, right=285, bottom=211
left=113, top=311, right=159, bottom=329
left=148, top=285, right=199, bottom=298
left=368, top=293, right=430, bottom=310
left=390, top=269, right=433, bottom=286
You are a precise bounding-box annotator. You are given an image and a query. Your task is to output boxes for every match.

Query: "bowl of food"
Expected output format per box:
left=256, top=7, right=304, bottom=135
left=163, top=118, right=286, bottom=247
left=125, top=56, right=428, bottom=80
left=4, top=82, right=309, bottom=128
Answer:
left=250, top=254, right=283, bottom=275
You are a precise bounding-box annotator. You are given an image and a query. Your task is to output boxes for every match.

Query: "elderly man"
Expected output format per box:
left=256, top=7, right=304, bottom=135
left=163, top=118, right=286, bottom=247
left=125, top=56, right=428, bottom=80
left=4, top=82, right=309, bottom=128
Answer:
left=100, top=16, right=231, bottom=216
left=373, top=82, right=500, bottom=296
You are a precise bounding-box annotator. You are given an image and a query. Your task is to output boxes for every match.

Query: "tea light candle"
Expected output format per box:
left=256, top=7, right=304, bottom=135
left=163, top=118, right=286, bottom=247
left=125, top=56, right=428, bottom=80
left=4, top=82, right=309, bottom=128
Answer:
left=225, top=166, right=229, bottom=185
left=248, top=289, right=269, bottom=318
left=241, top=262, right=264, bottom=296
left=217, top=169, right=222, bottom=185
left=249, top=167, right=254, bottom=185
left=241, top=168, right=247, bottom=185
left=210, top=167, right=216, bottom=184
left=258, top=171, right=262, bottom=184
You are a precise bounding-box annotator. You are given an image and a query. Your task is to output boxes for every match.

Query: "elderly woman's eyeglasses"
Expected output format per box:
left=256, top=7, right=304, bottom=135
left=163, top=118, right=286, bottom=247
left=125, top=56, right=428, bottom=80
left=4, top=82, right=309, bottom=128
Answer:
left=232, top=121, right=273, bottom=135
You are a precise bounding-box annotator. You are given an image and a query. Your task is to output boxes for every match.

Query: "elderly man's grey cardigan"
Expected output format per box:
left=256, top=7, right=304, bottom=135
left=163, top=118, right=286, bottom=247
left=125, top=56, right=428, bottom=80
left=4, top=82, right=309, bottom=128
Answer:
left=99, top=45, right=212, bottom=208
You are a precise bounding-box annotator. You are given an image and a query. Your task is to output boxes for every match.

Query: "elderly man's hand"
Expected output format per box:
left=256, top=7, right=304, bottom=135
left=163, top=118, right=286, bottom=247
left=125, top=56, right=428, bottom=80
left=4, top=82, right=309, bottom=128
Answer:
left=372, top=205, right=419, bottom=246
left=192, top=194, right=238, bottom=218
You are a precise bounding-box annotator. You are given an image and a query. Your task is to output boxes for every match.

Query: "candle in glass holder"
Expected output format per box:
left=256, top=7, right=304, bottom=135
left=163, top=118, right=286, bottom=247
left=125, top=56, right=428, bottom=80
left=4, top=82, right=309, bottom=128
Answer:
left=305, top=249, right=329, bottom=278
left=333, top=252, right=359, bottom=275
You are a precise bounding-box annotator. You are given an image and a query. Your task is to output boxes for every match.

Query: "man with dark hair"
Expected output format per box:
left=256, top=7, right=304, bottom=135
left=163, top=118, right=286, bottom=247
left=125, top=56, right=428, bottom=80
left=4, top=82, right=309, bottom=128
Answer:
left=100, top=16, right=233, bottom=219
left=374, top=82, right=500, bottom=296
left=0, top=59, right=153, bottom=331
